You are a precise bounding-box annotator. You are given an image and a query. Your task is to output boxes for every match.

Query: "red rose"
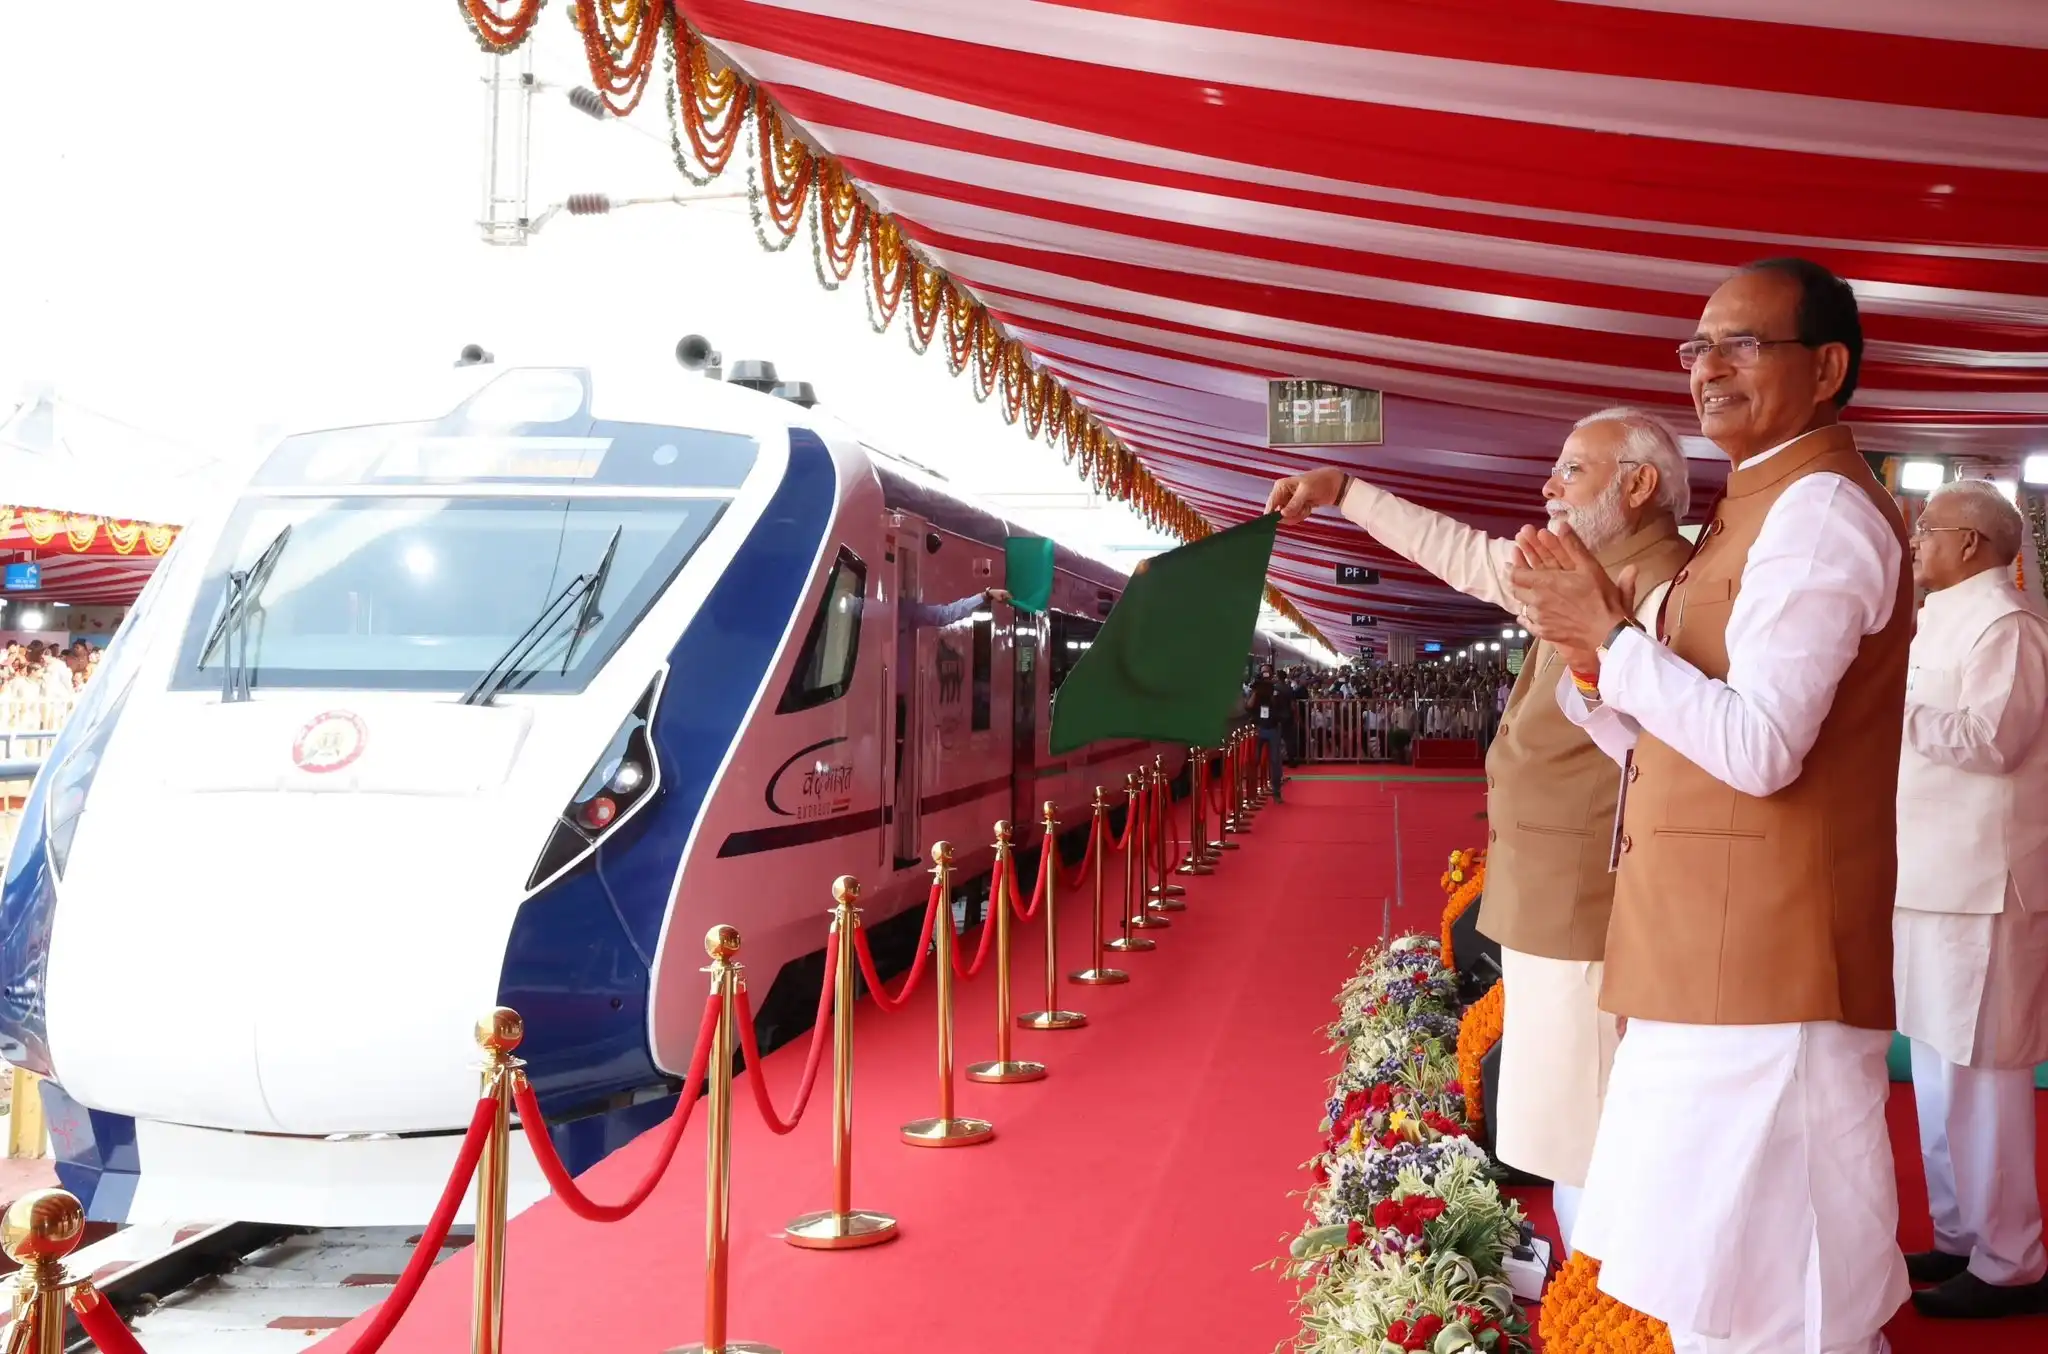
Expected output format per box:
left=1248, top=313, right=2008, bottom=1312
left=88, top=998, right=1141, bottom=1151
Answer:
left=1370, top=1084, right=1395, bottom=1111
left=1405, top=1197, right=1448, bottom=1227
left=1385, top=1319, right=1410, bottom=1345
left=1372, top=1199, right=1401, bottom=1230
left=1311, top=1160, right=1328, bottom=1184
left=1346, top=1219, right=1365, bottom=1246
left=1445, top=1080, right=1463, bottom=1096
left=1412, top=1313, right=1445, bottom=1343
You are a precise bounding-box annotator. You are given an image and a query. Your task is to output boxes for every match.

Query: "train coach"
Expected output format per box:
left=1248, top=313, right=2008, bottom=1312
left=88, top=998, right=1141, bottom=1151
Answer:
left=0, top=350, right=1210, bottom=1224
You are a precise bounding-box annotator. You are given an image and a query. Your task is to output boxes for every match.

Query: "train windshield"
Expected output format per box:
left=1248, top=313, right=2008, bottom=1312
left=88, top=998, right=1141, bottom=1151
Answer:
left=170, top=495, right=727, bottom=694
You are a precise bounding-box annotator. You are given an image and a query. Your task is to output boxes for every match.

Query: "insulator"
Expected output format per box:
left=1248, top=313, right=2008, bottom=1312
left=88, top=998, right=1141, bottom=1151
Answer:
left=566, top=86, right=607, bottom=120
left=565, top=193, right=612, bottom=216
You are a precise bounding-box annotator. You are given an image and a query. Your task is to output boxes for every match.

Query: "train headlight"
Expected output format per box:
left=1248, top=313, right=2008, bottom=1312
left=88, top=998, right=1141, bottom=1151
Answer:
left=527, top=678, right=662, bottom=892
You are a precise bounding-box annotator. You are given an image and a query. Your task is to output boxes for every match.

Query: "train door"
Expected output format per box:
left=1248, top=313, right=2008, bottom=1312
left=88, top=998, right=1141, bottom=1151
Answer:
left=889, top=514, right=926, bottom=869
left=1010, top=609, right=1044, bottom=842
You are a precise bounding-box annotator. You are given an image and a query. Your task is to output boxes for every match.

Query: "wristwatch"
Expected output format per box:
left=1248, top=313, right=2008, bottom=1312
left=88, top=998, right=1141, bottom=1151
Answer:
left=1596, top=617, right=1644, bottom=663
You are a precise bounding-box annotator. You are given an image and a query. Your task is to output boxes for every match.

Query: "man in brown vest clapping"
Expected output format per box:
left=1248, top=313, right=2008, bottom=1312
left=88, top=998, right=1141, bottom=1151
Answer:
left=1266, top=408, right=1692, bottom=1253
left=1510, top=259, right=1913, bottom=1352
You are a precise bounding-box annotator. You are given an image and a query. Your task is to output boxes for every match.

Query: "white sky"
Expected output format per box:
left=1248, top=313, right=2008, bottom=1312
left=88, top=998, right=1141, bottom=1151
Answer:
left=0, top=2, right=1187, bottom=565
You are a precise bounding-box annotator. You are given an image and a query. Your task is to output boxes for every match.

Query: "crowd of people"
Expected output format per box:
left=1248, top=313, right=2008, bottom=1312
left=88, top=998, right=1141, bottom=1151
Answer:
left=2, top=640, right=97, bottom=733
left=1264, top=255, right=2048, bottom=1346
left=1247, top=656, right=1513, bottom=767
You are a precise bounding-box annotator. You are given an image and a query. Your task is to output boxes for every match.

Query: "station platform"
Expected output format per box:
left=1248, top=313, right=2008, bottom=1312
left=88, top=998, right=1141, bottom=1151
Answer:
left=319, top=771, right=1474, bottom=1354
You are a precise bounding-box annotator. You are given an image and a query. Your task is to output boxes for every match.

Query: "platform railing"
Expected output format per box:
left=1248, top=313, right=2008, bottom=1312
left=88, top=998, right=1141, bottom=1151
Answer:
left=12, top=754, right=1269, bottom=1354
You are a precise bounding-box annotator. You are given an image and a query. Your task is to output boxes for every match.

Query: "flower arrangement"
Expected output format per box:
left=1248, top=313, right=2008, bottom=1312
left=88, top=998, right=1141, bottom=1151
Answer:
left=1286, top=929, right=1531, bottom=1354
left=1536, top=1254, right=1674, bottom=1353
left=1455, top=979, right=1505, bottom=1135
left=1439, top=855, right=1486, bottom=971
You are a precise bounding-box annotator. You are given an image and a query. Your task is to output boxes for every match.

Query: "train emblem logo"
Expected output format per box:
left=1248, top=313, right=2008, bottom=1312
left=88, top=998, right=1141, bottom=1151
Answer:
left=292, top=711, right=368, bottom=774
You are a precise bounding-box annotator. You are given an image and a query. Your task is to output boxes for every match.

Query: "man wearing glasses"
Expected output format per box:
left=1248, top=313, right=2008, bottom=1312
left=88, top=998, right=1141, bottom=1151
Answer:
left=1510, top=258, right=1912, bottom=1352
left=1894, top=479, right=2048, bottom=1320
left=1264, top=407, right=1692, bottom=1254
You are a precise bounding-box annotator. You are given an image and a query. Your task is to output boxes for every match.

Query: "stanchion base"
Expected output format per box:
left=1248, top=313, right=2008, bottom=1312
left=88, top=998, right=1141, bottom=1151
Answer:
left=1176, top=861, right=1215, bottom=876
left=784, top=1209, right=900, bottom=1250
left=965, top=1059, right=1047, bottom=1084
left=1154, top=883, right=1187, bottom=897
left=1017, top=1008, right=1089, bottom=1029
left=669, top=1343, right=780, bottom=1353
left=1147, top=898, right=1188, bottom=914
left=901, top=1116, right=994, bottom=1147
left=1104, top=936, right=1156, bottom=953
left=1128, top=913, right=1171, bottom=930
left=1217, top=840, right=1241, bottom=851
left=1068, top=966, right=1129, bottom=985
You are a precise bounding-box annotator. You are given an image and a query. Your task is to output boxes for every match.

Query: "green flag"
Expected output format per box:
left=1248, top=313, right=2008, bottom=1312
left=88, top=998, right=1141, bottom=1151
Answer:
left=1049, top=513, right=1279, bottom=754
left=1005, top=536, right=1056, bottom=614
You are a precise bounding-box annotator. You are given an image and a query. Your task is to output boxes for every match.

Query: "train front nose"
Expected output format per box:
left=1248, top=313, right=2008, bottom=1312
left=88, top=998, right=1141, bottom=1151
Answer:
left=43, top=700, right=540, bottom=1135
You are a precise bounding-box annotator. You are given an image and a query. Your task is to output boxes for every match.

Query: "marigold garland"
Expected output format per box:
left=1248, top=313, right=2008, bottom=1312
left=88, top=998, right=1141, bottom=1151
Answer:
left=1537, top=1254, right=1675, bottom=1354
left=454, top=8, right=1332, bottom=645
left=1440, top=855, right=1485, bottom=973
left=1455, top=978, right=1504, bottom=1135
left=4, top=507, right=178, bottom=557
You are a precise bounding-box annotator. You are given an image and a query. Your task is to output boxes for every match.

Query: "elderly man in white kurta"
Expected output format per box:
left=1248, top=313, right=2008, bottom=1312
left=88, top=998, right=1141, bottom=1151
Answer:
left=1894, top=478, right=2048, bottom=1320
left=1265, top=409, right=1692, bottom=1253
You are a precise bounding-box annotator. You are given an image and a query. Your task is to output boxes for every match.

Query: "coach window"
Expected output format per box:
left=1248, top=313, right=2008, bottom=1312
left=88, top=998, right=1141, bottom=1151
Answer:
left=777, top=548, right=866, bottom=713
left=1048, top=611, right=1101, bottom=694
left=971, top=611, right=993, bottom=731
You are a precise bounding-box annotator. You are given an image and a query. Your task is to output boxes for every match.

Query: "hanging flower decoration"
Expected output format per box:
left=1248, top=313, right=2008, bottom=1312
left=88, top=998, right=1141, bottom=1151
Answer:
left=458, top=0, right=546, bottom=52
left=1455, top=978, right=1504, bottom=1136
left=1537, top=1254, right=1674, bottom=1354
left=6, top=507, right=179, bottom=557
left=456, top=8, right=1335, bottom=648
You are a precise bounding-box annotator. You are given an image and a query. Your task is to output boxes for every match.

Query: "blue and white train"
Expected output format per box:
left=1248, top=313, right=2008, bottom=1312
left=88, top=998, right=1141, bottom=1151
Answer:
left=0, top=354, right=1308, bottom=1225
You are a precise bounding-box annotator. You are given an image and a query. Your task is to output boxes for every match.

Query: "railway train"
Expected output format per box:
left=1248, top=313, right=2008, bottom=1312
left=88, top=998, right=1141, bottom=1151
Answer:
left=0, top=349, right=1319, bottom=1225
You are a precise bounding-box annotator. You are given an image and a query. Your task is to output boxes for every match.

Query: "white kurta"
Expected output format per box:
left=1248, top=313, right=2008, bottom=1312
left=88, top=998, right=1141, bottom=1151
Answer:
left=1893, top=568, right=2048, bottom=1069
left=1338, top=479, right=1658, bottom=1195
left=1556, top=431, right=1909, bottom=1349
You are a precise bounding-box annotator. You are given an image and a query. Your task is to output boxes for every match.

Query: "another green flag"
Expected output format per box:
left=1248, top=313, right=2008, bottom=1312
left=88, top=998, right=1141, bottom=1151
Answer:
left=1049, top=513, right=1279, bottom=754
left=1005, top=536, right=1056, bottom=614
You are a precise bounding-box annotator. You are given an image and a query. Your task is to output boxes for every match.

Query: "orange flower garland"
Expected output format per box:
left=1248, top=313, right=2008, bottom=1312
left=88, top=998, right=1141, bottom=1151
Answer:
left=1455, top=978, right=1504, bottom=1134
left=1538, top=1253, right=1675, bottom=1353
left=1438, top=850, right=1484, bottom=972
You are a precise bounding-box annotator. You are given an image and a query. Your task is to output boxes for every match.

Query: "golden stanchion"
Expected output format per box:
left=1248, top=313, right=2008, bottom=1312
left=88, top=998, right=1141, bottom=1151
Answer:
left=1119, top=772, right=1169, bottom=937
left=786, top=878, right=899, bottom=1250
left=472, top=1009, right=523, bottom=1354
left=1178, top=746, right=1214, bottom=876
left=7, top=1068, right=46, bottom=1160
left=675, top=926, right=780, bottom=1354
left=966, top=822, right=1047, bottom=1084
left=1228, top=730, right=1255, bottom=834
left=901, top=843, right=995, bottom=1146
left=1219, top=737, right=1244, bottom=847
left=1019, top=800, right=1088, bottom=1028
left=1069, top=788, right=1130, bottom=984
left=1, top=1189, right=84, bottom=1354
left=1148, top=757, right=1186, bottom=908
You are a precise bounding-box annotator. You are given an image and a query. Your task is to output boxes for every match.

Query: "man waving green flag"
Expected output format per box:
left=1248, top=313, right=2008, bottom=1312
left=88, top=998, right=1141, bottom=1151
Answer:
left=1049, top=513, right=1280, bottom=754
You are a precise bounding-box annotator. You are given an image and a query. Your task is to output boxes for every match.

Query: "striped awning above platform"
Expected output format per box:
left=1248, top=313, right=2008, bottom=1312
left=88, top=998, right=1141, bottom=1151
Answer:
left=512, top=0, right=2048, bottom=649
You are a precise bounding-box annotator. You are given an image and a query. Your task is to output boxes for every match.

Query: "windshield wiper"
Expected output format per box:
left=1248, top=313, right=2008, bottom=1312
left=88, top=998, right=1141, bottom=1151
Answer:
left=199, top=525, right=293, bottom=703
left=560, top=527, right=622, bottom=675
left=460, top=533, right=620, bottom=707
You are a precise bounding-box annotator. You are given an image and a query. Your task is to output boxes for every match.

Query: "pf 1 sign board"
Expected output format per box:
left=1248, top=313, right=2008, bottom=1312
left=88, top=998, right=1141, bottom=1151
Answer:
left=1334, top=565, right=1380, bottom=586
left=1350, top=614, right=1380, bottom=628
left=1268, top=380, right=1382, bottom=448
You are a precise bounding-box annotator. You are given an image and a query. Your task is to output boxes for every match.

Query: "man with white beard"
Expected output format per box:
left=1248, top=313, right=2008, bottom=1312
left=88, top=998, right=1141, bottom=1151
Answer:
left=1266, top=408, right=1692, bottom=1250
left=1893, top=478, right=2048, bottom=1320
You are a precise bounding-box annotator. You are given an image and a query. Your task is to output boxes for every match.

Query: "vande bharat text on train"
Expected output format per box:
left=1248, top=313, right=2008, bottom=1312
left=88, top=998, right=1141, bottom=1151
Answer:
left=0, top=344, right=1314, bottom=1226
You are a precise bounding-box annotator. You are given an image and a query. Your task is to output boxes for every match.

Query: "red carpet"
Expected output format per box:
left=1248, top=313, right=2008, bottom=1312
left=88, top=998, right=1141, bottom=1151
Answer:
left=322, top=773, right=1472, bottom=1354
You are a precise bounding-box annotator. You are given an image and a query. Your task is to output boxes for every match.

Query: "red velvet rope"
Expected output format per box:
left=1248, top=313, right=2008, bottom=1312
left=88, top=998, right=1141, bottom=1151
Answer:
left=513, top=990, right=720, bottom=1223
left=952, top=880, right=999, bottom=980
left=72, top=1292, right=148, bottom=1354
left=1011, top=839, right=1048, bottom=923
left=851, top=881, right=942, bottom=1012
left=1058, top=815, right=1095, bottom=890
left=1207, top=750, right=1232, bottom=815
left=1112, top=787, right=1143, bottom=853
left=732, top=931, right=837, bottom=1134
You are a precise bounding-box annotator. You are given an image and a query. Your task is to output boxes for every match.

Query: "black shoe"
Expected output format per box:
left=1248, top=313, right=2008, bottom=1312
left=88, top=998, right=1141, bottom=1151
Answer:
left=1911, top=1269, right=2048, bottom=1319
left=1906, top=1250, right=1970, bottom=1286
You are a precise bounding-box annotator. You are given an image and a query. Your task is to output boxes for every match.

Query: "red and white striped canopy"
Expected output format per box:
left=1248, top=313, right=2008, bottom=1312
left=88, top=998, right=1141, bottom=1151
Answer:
left=681, top=0, right=2047, bottom=650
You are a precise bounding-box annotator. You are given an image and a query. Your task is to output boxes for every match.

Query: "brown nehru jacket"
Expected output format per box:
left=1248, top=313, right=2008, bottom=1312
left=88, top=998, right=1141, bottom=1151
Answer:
left=1601, top=426, right=1910, bottom=1029
left=1478, top=520, right=1692, bottom=961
